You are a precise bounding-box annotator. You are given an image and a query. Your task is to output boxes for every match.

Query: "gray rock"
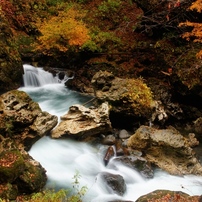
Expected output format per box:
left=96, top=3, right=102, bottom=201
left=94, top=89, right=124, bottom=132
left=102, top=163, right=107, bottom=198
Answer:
left=99, top=172, right=126, bottom=196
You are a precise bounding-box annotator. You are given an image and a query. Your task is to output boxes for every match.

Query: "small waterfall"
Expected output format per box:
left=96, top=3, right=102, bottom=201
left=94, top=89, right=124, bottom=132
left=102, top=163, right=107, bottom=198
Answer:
left=22, top=64, right=70, bottom=87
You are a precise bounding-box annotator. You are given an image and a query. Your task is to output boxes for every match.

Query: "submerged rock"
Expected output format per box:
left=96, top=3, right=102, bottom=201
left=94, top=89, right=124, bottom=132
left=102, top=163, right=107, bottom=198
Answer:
left=128, top=125, right=202, bottom=175
left=111, top=156, right=154, bottom=179
left=51, top=102, right=112, bottom=139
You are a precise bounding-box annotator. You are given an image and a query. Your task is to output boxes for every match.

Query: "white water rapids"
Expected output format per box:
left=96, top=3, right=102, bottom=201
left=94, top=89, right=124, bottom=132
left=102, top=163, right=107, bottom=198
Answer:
left=19, top=64, right=202, bottom=202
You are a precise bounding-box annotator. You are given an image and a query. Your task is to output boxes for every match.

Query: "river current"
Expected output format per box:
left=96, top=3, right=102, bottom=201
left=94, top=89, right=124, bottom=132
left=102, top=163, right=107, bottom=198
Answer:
left=18, top=64, right=202, bottom=202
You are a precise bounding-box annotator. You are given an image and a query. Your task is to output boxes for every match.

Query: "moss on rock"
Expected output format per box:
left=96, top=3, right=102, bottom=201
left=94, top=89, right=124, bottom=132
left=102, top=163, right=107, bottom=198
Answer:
left=0, top=150, right=25, bottom=183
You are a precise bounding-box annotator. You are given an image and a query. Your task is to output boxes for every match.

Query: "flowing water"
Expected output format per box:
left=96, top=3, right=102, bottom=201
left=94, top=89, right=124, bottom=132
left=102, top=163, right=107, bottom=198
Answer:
left=19, top=64, right=202, bottom=202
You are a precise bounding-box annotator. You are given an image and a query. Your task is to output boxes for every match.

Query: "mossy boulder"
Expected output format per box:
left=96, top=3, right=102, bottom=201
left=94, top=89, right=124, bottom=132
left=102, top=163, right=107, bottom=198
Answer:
left=0, top=150, right=24, bottom=183
left=0, top=135, right=47, bottom=200
left=0, top=183, right=18, bottom=200
left=91, top=71, right=154, bottom=127
left=15, top=154, right=47, bottom=194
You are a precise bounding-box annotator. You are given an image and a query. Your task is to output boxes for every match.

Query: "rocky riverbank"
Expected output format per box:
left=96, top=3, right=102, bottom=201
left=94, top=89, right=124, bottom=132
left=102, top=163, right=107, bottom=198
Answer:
left=1, top=70, right=202, bottom=200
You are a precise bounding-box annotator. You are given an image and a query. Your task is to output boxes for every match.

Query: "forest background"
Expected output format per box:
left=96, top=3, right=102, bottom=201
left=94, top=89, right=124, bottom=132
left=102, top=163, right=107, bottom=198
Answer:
left=0, top=0, right=202, bottom=93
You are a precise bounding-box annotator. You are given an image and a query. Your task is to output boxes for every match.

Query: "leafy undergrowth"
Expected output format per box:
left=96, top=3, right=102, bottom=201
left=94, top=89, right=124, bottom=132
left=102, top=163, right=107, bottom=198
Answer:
left=0, top=171, right=87, bottom=202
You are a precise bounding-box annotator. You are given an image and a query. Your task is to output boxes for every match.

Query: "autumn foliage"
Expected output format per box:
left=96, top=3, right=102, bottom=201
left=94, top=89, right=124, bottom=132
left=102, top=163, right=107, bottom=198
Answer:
left=34, top=8, right=90, bottom=55
left=179, top=0, right=202, bottom=58
left=0, top=0, right=47, bottom=34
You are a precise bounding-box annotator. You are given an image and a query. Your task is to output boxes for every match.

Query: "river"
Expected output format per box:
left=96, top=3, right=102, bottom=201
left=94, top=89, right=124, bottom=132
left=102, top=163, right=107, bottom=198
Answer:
left=19, top=64, right=202, bottom=202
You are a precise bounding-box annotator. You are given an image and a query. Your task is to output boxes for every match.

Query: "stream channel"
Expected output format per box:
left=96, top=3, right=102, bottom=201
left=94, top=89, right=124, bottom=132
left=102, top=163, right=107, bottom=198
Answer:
left=18, top=64, right=202, bottom=202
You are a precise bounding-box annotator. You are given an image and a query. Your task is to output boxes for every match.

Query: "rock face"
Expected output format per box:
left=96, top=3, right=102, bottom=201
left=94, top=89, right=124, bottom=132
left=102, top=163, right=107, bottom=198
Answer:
left=127, top=125, right=202, bottom=175
left=0, top=90, right=58, bottom=200
left=0, top=12, right=23, bottom=93
left=51, top=102, right=112, bottom=139
left=0, top=90, right=58, bottom=150
left=91, top=71, right=154, bottom=128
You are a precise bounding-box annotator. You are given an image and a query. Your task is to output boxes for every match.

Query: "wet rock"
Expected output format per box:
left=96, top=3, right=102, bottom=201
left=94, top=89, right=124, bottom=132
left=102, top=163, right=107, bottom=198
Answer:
left=136, top=190, right=200, bottom=202
left=51, top=102, right=112, bottom=139
left=111, top=156, right=154, bottom=178
left=103, top=146, right=115, bottom=166
left=99, top=172, right=126, bottom=196
left=128, top=125, right=202, bottom=175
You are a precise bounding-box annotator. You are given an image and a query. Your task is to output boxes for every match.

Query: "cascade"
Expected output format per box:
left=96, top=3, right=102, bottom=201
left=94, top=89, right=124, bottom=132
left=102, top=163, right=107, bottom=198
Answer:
left=22, top=64, right=70, bottom=87
left=19, top=65, right=202, bottom=202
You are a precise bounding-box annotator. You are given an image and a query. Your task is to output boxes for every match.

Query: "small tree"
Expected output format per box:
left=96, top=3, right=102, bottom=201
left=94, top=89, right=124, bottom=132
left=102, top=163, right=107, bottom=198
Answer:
left=179, top=0, right=202, bottom=58
left=34, top=8, right=90, bottom=55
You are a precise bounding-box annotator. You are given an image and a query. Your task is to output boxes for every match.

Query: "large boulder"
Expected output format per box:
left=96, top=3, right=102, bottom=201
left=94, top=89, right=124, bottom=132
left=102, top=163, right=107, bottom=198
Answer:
left=127, top=125, right=202, bottom=175
left=91, top=71, right=154, bottom=128
left=0, top=12, right=23, bottom=93
left=51, top=102, right=112, bottom=139
left=0, top=90, right=58, bottom=150
left=0, top=135, right=46, bottom=200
